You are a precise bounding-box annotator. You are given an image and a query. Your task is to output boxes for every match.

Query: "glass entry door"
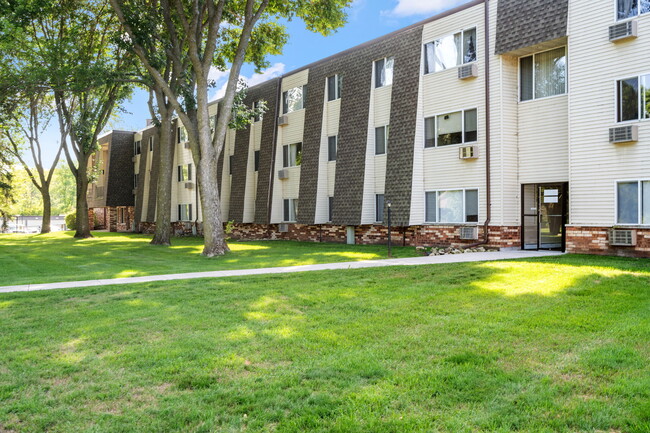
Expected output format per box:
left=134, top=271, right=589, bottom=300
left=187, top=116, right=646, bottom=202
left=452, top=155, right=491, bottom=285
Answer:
left=522, top=183, right=568, bottom=251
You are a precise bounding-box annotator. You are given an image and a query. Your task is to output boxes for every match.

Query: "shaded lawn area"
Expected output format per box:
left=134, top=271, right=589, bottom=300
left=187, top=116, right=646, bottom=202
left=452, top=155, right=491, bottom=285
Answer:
left=1, top=255, right=649, bottom=432
left=0, top=231, right=417, bottom=286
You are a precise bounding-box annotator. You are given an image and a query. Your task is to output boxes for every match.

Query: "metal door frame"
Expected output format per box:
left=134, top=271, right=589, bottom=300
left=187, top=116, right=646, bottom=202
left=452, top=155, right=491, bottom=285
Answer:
left=521, top=183, right=568, bottom=251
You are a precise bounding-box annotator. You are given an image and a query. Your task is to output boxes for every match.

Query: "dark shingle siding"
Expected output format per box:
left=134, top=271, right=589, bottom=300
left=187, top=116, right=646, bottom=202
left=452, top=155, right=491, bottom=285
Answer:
left=229, top=106, right=252, bottom=223
left=384, top=26, right=422, bottom=227
left=495, top=0, right=568, bottom=54
left=254, top=79, right=280, bottom=224
left=106, top=131, right=136, bottom=207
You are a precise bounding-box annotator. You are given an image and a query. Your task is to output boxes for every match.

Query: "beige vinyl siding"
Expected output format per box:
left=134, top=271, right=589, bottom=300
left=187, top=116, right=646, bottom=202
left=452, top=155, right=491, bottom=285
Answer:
left=517, top=95, right=569, bottom=184
left=243, top=120, right=263, bottom=223
left=271, top=70, right=309, bottom=223
left=568, top=1, right=650, bottom=226
left=315, top=81, right=340, bottom=224
left=361, top=62, right=382, bottom=224
left=219, top=129, right=236, bottom=221
left=417, top=3, right=487, bottom=224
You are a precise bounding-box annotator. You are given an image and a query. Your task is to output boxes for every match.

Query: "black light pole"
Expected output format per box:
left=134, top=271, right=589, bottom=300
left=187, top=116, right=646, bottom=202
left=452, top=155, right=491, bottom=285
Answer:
left=387, top=201, right=392, bottom=258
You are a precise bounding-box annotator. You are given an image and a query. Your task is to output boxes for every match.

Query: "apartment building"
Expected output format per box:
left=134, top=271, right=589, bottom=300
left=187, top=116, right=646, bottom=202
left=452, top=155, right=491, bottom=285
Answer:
left=91, top=0, right=650, bottom=256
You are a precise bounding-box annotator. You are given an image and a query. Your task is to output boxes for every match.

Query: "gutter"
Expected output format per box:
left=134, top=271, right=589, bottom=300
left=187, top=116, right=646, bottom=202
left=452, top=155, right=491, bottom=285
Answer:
left=467, top=0, right=491, bottom=248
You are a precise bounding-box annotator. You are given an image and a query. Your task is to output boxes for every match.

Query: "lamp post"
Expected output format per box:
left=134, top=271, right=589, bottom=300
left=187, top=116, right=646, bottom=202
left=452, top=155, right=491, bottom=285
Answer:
left=386, top=201, right=392, bottom=258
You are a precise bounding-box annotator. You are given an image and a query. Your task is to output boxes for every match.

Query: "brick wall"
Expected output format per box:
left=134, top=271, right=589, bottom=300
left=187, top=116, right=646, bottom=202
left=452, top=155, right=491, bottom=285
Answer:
left=566, top=226, right=650, bottom=257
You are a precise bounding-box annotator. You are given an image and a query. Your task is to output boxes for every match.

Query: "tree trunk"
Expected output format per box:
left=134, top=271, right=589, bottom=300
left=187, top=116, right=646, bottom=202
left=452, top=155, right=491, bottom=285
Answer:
left=197, top=151, right=229, bottom=257
left=150, top=114, right=174, bottom=246
left=74, top=155, right=92, bottom=238
left=41, top=186, right=52, bottom=234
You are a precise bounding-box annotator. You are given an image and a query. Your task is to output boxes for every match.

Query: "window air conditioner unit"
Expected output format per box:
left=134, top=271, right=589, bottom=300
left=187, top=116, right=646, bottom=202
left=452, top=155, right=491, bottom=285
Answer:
left=609, top=125, right=638, bottom=143
left=278, top=168, right=289, bottom=180
left=458, top=63, right=478, bottom=80
left=459, top=145, right=479, bottom=159
left=459, top=226, right=478, bottom=240
left=184, top=182, right=194, bottom=189
left=609, top=20, right=637, bottom=42
left=132, top=188, right=137, bottom=195
left=184, top=142, right=191, bottom=149
left=609, top=229, right=636, bottom=246
left=278, top=223, right=289, bottom=233
left=131, top=156, right=137, bottom=162
left=277, top=115, right=289, bottom=126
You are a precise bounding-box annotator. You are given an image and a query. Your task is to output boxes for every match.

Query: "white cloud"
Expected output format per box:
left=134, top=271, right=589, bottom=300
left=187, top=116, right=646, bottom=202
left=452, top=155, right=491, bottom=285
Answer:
left=209, top=63, right=286, bottom=101
left=384, top=0, right=470, bottom=17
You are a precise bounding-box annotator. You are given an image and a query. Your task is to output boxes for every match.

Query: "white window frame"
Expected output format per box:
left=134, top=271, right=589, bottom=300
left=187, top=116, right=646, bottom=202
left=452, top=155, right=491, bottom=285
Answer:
left=615, top=0, right=650, bottom=21
left=282, top=142, right=302, bottom=168
left=177, top=164, right=192, bottom=182
left=134, top=140, right=142, bottom=156
left=375, top=194, right=385, bottom=223
left=518, top=46, right=568, bottom=103
left=328, top=135, right=337, bottom=161
left=282, top=86, right=305, bottom=114
left=178, top=204, right=193, bottom=222
left=149, top=136, right=154, bottom=152
left=327, top=74, right=342, bottom=102
left=283, top=198, right=298, bottom=222
left=424, top=108, right=478, bottom=148
left=615, top=179, right=650, bottom=225
left=423, top=27, right=478, bottom=75
left=614, top=73, right=650, bottom=123
left=375, top=125, right=389, bottom=155
left=177, top=126, right=188, bottom=144
left=424, top=188, right=480, bottom=224
left=374, top=57, right=394, bottom=88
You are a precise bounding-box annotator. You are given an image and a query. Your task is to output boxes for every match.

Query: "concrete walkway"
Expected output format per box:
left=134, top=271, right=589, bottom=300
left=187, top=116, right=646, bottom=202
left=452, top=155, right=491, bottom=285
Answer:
left=0, top=250, right=563, bottom=294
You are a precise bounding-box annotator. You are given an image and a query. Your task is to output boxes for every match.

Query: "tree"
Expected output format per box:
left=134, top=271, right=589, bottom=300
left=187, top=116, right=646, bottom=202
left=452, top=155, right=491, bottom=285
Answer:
left=1, top=0, right=136, bottom=238
left=1, top=93, right=64, bottom=233
left=110, top=0, right=352, bottom=256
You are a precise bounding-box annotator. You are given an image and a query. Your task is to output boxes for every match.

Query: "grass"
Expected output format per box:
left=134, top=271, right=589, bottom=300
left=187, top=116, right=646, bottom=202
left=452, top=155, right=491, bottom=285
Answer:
left=1, top=254, right=649, bottom=432
left=0, top=231, right=417, bottom=286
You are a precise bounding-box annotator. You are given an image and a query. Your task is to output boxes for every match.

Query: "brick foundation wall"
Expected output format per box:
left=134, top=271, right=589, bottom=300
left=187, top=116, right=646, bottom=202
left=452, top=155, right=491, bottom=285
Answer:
left=566, top=226, right=650, bottom=257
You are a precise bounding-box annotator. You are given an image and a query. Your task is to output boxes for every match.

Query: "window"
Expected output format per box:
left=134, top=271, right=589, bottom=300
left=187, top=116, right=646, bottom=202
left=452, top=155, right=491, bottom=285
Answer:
left=375, top=125, right=388, bottom=155
left=133, top=174, right=139, bottom=189
left=117, top=208, right=125, bottom=224
left=178, top=204, right=193, bottom=221
left=375, top=194, right=385, bottom=223
left=282, top=143, right=302, bottom=167
left=374, top=57, right=394, bottom=88
left=177, top=164, right=192, bottom=182
left=617, top=74, right=650, bottom=122
left=253, top=101, right=263, bottom=122
left=617, top=181, right=650, bottom=224
left=134, top=140, right=141, bottom=156
left=328, top=196, right=334, bottom=222
left=229, top=155, right=235, bottom=175
left=209, top=115, right=217, bottom=135
left=327, top=74, right=342, bottom=101
left=424, top=28, right=477, bottom=74
left=617, top=0, right=650, bottom=20
left=520, top=47, right=566, bottom=101
left=283, top=199, right=298, bottom=222
left=282, top=86, right=305, bottom=114
left=425, top=109, right=477, bottom=147
left=425, top=189, right=479, bottom=223
left=149, top=136, right=153, bottom=151
left=177, top=126, right=187, bottom=143
left=254, top=150, right=260, bottom=172
left=328, top=135, right=337, bottom=161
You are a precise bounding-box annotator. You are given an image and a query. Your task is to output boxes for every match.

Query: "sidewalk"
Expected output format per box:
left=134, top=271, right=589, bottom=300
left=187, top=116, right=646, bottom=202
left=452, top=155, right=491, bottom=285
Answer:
left=0, top=250, right=563, bottom=294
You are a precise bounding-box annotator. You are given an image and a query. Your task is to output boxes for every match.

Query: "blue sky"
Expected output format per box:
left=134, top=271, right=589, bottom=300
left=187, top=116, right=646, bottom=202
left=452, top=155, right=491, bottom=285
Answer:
left=37, top=0, right=471, bottom=165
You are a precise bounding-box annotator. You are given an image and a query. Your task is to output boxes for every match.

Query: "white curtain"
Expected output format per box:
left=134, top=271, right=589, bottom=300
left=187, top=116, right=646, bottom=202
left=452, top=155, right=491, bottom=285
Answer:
left=384, top=57, right=394, bottom=86
left=618, top=0, right=638, bottom=19
left=534, top=47, right=566, bottom=99
left=425, top=42, right=435, bottom=74
left=433, top=33, right=460, bottom=72
left=642, top=181, right=650, bottom=224
left=439, top=190, right=463, bottom=223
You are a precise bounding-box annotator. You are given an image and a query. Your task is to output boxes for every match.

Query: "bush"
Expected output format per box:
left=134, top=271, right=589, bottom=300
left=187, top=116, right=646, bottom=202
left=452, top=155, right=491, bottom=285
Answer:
left=65, top=213, right=76, bottom=231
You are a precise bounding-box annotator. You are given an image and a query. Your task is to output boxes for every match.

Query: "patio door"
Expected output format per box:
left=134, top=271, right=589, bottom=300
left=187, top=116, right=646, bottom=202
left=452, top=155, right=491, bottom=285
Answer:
left=522, top=183, right=568, bottom=251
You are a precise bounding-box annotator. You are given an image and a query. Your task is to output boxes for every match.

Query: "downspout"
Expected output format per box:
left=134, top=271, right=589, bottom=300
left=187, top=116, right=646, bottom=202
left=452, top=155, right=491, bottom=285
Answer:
left=467, top=0, right=491, bottom=248
left=266, top=77, right=282, bottom=225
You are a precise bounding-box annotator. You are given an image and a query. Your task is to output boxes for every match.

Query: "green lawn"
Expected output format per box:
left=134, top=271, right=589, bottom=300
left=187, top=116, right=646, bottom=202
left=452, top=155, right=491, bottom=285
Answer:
left=1, top=254, right=649, bottom=432
left=0, top=232, right=417, bottom=286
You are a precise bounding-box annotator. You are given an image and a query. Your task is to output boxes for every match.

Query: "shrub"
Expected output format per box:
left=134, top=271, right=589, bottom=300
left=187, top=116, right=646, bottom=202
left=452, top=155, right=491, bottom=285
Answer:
left=65, top=213, right=76, bottom=231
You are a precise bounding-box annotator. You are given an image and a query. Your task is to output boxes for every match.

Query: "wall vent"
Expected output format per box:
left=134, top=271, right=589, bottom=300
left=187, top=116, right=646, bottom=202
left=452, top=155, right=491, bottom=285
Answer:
left=278, top=168, right=289, bottom=180
left=278, top=223, right=289, bottom=233
left=609, top=20, right=637, bottom=42
left=184, top=182, right=194, bottom=189
left=609, top=125, right=638, bottom=143
left=277, top=115, right=289, bottom=126
left=458, top=63, right=478, bottom=80
left=459, top=145, right=479, bottom=159
left=459, top=226, right=478, bottom=240
left=609, top=229, right=637, bottom=246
